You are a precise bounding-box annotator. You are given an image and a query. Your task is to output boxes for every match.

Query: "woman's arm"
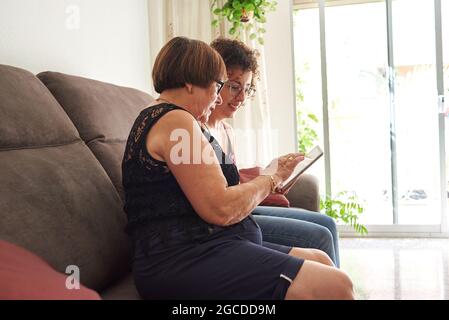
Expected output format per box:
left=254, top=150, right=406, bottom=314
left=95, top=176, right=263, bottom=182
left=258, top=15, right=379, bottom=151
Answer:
left=147, top=110, right=301, bottom=226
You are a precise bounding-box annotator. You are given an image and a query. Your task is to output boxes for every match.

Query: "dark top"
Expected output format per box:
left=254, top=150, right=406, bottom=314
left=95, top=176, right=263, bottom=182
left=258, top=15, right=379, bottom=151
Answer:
left=122, top=103, right=240, bottom=244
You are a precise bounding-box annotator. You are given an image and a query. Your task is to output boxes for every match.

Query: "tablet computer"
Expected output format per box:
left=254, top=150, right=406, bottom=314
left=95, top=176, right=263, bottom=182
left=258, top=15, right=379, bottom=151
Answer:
left=281, top=145, right=324, bottom=191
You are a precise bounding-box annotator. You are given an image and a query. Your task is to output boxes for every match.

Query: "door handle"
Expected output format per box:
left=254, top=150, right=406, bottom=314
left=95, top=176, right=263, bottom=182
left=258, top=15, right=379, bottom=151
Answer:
left=438, top=95, right=447, bottom=116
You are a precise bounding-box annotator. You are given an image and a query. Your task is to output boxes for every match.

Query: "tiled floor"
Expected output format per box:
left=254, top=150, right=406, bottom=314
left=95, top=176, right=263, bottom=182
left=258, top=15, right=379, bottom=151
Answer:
left=339, top=238, right=449, bottom=300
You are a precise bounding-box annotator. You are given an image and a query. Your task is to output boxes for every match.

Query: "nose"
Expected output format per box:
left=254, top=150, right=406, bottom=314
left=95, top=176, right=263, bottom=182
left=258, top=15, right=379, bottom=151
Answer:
left=215, top=93, right=223, bottom=106
left=236, top=89, right=246, bottom=103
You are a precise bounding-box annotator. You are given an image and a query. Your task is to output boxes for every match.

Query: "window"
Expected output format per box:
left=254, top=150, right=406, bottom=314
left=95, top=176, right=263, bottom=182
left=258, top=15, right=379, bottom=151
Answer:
left=293, top=0, right=448, bottom=234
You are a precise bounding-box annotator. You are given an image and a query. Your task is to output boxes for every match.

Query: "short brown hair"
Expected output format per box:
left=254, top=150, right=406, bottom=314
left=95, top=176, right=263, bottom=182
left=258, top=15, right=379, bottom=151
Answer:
left=152, top=37, right=226, bottom=93
left=210, top=37, right=260, bottom=86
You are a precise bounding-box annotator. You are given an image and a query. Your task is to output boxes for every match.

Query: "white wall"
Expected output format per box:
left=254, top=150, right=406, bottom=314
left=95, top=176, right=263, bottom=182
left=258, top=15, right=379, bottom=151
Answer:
left=264, top=0, right=297, bottom=155
left=0, top=0, right=151, bottom=92
left=0, top=0, right=297, bottom=143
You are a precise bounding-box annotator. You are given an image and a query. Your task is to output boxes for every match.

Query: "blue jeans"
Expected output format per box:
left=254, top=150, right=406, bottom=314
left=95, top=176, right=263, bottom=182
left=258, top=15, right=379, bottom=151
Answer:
left=252, top=206, right=340, bottom=268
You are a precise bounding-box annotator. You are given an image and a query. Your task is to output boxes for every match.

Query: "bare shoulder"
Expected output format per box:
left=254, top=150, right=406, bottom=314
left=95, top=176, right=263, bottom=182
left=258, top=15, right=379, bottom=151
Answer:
left=154, top=108, right=198, bottom=132
left=146, top=108, right=201, bottom=161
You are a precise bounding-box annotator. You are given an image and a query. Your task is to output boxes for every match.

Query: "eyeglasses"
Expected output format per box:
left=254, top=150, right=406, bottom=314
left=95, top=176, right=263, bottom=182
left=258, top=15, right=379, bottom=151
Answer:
left=215, top=80, right=225, bottom=95
left=224, top=81, right=256, bottom=99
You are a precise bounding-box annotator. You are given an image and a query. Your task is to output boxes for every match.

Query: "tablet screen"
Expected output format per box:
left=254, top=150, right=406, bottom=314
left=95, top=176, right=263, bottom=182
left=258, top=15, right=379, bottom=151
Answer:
left=282, top=145, right=324, bottom=188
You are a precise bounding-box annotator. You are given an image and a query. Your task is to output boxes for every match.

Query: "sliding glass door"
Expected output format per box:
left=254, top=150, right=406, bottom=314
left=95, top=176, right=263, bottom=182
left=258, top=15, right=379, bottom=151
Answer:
left=392, top=0, right=441, bottom=225
left=325, top=2, right=392, bottom=225
left=293, top=0, right=448, bottom=234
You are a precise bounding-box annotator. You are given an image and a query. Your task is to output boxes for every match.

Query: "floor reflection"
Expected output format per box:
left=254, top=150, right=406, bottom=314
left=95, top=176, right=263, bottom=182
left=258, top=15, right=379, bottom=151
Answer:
left=339, top=238, right=449, bottom=300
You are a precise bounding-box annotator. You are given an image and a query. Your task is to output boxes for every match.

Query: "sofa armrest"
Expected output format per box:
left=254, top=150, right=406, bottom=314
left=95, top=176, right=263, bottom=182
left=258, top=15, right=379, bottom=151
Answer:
left=284, top=174, right=320, bottom=212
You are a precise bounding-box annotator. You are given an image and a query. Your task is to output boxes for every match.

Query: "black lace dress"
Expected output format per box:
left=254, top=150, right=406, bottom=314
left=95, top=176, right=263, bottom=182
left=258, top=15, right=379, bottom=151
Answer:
left=122, top=103, right=304, bottom=300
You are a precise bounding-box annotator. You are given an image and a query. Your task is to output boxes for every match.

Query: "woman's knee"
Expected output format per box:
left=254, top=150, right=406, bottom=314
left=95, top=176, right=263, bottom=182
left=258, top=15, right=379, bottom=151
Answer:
left=286, top=262, right=354, bottom=300
left=329, top=269, right=354, bottom=299
left=289, top=247, right=334, bottom=267
left=311, top=248, right=335, bottom=267
left=317, top=214, right=338, bottom=236
left=312, top=226, right=334, bottom=247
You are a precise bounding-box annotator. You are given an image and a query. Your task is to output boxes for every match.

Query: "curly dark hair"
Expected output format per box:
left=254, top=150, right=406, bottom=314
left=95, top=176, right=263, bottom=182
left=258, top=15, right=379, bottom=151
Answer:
left=210, top=37, right=260, bottom=86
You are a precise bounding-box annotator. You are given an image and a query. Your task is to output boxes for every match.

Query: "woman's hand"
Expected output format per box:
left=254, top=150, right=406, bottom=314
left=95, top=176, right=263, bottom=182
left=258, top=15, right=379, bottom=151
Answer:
left=261, top=153, right=305, bottom=190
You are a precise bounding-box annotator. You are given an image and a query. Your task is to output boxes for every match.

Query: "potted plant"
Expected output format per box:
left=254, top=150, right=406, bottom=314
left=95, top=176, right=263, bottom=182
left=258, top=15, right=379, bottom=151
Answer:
left=211, top=0, right=277, bottom=45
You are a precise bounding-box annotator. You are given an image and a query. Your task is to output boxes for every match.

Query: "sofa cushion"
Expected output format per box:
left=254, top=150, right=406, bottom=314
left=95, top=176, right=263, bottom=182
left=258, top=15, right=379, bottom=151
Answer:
left=0, top=64, right=131, bottom=292
left=37, top=71, right=154, bottom=199
left=0, top=65, right=80, bottom=148
left=0, top=240, right=101, bottom=300
left=100, top=273, right=141, bottom=300
left=285, top=174, right=320, bottom=212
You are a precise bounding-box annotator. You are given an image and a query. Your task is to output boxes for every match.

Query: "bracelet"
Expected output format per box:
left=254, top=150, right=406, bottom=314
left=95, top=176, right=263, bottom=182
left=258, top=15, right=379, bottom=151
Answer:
left=267, top=175, right=277, bottom=193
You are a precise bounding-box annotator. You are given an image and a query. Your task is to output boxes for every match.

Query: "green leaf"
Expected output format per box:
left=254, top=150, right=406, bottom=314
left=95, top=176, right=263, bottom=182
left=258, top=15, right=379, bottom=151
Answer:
left=232, top=0, right=242, bottom=10
left=213, top=8, right=222, bottom=15
left=307, top=113, right=318, bottom=122
left=223, top=1, right=232, bottom=8
left=319, top=191, right=367, bottom=235
left=258, top=37, right=264, bottom=45
left=229, top=27, right=237, bottom=35
left=244, top=3, right=255, bottom=11
left=211, top=19, right=219, bottom=27
left=233, top=9, right=242, bottom=19
left=250, top=33, right=257, bottom=40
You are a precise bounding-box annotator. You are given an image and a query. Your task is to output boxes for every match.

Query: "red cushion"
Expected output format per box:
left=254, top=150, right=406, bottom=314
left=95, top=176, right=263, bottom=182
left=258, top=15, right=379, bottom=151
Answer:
left=239, top=167, right=290, bottom=207
left=0, top=240, right=101, bottom=300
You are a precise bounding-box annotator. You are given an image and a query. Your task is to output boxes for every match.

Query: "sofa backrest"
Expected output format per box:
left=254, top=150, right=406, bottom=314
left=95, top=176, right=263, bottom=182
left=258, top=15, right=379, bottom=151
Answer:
left=37, top=72, right=154, bottom=200
left=0, top=64, right=132, bottom=292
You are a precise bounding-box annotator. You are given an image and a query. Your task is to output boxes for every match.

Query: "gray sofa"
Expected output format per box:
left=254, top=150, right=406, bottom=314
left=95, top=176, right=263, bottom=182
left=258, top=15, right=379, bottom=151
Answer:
left=0, top=64, right=319, bottom=299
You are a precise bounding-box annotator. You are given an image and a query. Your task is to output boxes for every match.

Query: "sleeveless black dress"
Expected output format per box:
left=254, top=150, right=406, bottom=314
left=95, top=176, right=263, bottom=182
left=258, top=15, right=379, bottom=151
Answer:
left=122, top=103, right=304, bottom=300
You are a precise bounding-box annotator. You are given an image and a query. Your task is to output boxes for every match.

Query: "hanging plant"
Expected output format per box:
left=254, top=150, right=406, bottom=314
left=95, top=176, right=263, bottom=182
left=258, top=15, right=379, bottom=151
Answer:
left=211, top=0, right=277, bottom=45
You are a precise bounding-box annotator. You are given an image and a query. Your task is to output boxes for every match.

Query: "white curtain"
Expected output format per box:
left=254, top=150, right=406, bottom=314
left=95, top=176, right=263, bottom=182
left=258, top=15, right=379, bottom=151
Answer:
left=147, top=0, right=274, bottom=167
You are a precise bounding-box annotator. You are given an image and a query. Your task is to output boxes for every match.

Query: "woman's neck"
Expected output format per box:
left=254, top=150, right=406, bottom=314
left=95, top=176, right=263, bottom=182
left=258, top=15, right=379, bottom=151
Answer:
left=157, top=89, right=197, bottom=118
left=207, top=111, right=225, bottom=130
left=206, top=112, right=233, bottom=152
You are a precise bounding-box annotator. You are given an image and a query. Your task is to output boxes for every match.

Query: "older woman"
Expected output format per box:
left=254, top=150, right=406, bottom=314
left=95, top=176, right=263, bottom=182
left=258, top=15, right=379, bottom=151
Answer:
left=207, top=37, right=341, bottom=267
left=122, top=36, right=353, bottom=299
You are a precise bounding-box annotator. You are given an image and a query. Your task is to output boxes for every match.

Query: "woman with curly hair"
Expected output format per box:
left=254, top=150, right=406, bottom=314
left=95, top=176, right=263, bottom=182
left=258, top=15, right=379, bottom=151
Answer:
left=207, top=37, right=341, bottom=267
